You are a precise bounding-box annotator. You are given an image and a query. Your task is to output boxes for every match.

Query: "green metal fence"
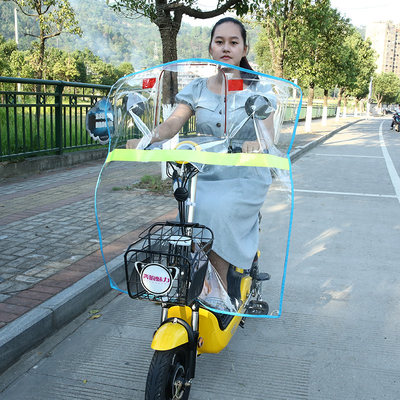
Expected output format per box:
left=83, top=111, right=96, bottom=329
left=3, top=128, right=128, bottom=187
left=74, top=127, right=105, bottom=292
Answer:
left=0, top=77, right=111, bottom=161
left=0, top=76, right=337, bottom=161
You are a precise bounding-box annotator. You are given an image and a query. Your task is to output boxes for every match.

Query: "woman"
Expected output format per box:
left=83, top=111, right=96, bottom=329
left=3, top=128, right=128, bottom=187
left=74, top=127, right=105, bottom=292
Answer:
left=127, top=17, right=275, bottom=302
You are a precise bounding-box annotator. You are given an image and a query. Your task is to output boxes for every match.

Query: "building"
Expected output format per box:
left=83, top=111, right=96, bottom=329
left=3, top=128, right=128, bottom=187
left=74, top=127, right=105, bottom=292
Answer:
left=365, top=21, right=400, bottom=77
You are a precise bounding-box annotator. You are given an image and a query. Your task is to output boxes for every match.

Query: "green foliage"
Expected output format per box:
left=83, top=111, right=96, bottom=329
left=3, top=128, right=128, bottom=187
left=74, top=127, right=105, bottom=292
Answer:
left=0, top=0, right=218, bottom=70
left=10, top=0, right=82, bottom=38
left=0, top=0, right=378, bottom=104
left=253, top=0, right=302, bottom=78
left=373, top=72, right=400, bottom=107
left=254, top=27, right=273, bottom=74
left=44, top=47, right=80, bottom=81
left=287, top=1, right=351, bottom=88
left=108, top=0, right=255, bottom=63
left=5, top=0, right=82, bottom=78
left=137, top=174, right=172, bottom=195
left=0, top=35, right=18, bottom=75
left=1, top=0, right=258, bottom=74
left=345, top=33, right=376, bottom=100
left=254, top=0, right=376, bottom=104
left=116, top=61, right=134, bottom=77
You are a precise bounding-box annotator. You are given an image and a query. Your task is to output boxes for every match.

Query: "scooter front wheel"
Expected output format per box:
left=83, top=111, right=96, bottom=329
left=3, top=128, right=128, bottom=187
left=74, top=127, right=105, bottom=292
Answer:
left=145, top=346, right=192, bottom=400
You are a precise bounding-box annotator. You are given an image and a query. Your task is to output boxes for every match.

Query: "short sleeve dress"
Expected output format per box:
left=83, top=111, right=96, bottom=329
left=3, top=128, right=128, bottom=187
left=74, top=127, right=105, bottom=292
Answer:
left=176, top=78, right=273, bottom=269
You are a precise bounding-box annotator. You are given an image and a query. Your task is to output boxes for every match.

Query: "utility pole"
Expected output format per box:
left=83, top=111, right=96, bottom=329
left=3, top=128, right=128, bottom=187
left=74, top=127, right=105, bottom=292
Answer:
left=14, top=8, right=19, bottom=46
left=14, top=8, right=22, bottom=94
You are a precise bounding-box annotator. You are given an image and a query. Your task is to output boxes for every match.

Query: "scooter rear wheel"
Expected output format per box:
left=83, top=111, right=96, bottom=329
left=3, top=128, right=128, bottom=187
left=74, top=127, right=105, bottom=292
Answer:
left=145, top=346, right=191, bottom=400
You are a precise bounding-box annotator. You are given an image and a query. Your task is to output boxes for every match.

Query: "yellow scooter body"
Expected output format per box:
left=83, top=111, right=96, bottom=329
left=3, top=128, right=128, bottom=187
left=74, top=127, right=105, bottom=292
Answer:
left=151, top=275, right=252, bottom=354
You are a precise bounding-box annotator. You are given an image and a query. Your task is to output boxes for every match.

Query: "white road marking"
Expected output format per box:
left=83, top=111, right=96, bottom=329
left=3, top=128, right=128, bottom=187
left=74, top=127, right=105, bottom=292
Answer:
left=379, top=122, right=400, bottom=204
left=313, top=153, right=384, bottom=159
left=290, top=188, right=397, bottom=199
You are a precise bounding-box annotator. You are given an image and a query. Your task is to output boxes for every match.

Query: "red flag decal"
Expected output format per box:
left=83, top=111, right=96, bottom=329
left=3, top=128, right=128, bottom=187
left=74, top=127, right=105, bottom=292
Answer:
left=228, top=79, right=243, bottom=91
left=142, top=78, right=156, bottom=89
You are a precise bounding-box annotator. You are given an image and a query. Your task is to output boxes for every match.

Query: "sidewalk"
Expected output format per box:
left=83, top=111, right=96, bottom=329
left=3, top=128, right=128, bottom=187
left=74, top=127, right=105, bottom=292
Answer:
left=0, top=115, right=363, bottom=373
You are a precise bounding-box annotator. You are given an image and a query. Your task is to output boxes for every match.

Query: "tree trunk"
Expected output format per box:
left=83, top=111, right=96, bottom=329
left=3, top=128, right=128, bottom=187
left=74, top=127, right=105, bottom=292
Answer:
left=267, top=36, right=281, bottom=78
left=158, top=24, right=179, bottom=64
left=156, top=13, right=180, bottom=105
left=305, top=83, right=314, bottom=132
left=322, top=88, right=328, bottom=126
left=276, top=51, right=284, bottom=79
left=343, top=96, right=348, bottom=118
left=354, top=98, right=359, bottom=116
left=376, top=94, right=382, bottom=111
left=336, top=87, right=344, bottom=120
left=38, top=35, right=45, bottom=80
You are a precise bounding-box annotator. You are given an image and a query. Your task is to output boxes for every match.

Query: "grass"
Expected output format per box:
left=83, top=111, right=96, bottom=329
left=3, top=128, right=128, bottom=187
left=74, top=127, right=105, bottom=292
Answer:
left=112, top=174, right=172, bottom=196
left=0, top=98, right=104, bottom=158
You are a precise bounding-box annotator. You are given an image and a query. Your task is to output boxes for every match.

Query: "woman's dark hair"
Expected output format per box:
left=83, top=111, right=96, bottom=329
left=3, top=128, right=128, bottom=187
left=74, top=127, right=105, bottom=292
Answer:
left=209, top=17, right=258, bottom=84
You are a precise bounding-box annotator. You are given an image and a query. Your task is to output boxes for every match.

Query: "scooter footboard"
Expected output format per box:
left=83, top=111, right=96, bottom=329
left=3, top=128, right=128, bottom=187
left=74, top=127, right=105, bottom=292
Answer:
left=167, top=306, right=242, bottom=354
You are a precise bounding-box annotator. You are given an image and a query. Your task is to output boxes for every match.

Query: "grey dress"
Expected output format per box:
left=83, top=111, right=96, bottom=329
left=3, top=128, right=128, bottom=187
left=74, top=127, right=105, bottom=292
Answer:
left=176, top=78, right=273, bottom=269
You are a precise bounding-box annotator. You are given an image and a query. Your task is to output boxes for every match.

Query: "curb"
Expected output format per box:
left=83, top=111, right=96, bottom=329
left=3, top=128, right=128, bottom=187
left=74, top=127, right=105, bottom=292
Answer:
left=0, top=118, right=364, bottom=374
left=290, top=119, right=364, bottom=163
left=0, top=148, right=108, bottom=180
left=0, top=256, right=124, bottom=374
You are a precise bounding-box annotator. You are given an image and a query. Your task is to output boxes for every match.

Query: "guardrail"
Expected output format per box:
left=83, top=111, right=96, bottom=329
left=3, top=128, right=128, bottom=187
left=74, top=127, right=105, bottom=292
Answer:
left=0, top=76, right=338, bottom=161
left=0, top=77, right=111, bottom=161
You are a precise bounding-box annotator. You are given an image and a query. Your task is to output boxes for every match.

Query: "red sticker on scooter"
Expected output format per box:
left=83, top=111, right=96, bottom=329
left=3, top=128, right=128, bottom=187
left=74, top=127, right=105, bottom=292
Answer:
left=228, top=79, right=243, bottom=91
left=142, top=78, right=156, bottom=89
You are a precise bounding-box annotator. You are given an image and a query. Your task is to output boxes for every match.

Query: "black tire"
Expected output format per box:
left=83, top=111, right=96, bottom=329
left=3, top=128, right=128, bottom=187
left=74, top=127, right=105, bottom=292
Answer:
left=145, top=346, right=192, bottom=400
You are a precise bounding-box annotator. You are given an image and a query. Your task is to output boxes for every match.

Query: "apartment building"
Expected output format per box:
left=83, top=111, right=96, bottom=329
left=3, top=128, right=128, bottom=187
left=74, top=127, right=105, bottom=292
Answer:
left=365, top=21, right=400, bottom=77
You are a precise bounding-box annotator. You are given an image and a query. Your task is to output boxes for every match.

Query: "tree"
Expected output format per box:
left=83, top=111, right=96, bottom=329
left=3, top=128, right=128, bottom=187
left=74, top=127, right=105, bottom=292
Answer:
left=9, top=48, right=38, bottom=78
left=108, top=0, right=254, bottom=103
left=44, top=47, right=80, bottom=81
left=284, top=0, right=351, bottom=131
left=107, top=0, right=253, bottom=64
left=373, top=72, right=400, bottom=110
left=71, top=48, right=121, bottom=84
left=116, top=61, right=135, bottom=77
left=325, top=27, right=376, bottom=119
left=253, top=0, right=300, bottom=78
left=7, top=0, right=82, bottom=79
left=0, top=35, right=17, bottom=76
left=346, top=34, right=376, bottom=115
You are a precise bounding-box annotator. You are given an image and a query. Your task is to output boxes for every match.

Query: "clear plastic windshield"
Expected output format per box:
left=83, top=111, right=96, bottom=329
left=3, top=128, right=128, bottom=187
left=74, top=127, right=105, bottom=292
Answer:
left=94, top=59, right=302, bottom=318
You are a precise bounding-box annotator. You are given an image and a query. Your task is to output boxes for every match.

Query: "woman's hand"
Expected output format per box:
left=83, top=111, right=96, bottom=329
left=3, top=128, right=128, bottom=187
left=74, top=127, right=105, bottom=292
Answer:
left=242, top=140, right=261, bottom=153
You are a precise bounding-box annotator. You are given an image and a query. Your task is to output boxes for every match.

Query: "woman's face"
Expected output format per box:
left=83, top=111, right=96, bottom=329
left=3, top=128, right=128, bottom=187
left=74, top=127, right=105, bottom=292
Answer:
left=209, top=22, right=247, bottom=67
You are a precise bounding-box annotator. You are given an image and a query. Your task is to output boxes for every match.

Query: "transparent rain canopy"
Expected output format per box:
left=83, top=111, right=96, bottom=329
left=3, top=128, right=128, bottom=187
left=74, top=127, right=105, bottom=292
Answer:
left=95, top=59, right=302, bottom=318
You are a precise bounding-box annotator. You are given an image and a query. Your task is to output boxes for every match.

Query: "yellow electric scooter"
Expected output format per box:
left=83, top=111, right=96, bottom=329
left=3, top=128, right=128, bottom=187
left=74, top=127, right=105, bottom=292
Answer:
left=123, top=151, right=270, bottom=400
left=93, top=60, right=301, bottom=400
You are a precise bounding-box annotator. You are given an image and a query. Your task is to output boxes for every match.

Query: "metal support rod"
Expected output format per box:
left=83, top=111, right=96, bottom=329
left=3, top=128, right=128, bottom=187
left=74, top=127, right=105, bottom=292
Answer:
left=161, top=305, right=169, bottom=323
left=187, top=174, right=197, bottom=223
left=55, top=84, right=64, bottom=155
left=191, top=304, right=199, bottom=332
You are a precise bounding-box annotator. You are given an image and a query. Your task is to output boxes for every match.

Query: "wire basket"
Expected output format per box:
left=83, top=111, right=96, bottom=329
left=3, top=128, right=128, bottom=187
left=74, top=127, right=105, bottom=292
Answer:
left=124, top=221, right=213, bottom=305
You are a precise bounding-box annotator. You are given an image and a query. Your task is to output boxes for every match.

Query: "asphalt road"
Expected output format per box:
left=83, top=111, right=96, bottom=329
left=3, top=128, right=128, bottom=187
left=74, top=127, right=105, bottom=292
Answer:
left=1, top=117, right=400, bottom=400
